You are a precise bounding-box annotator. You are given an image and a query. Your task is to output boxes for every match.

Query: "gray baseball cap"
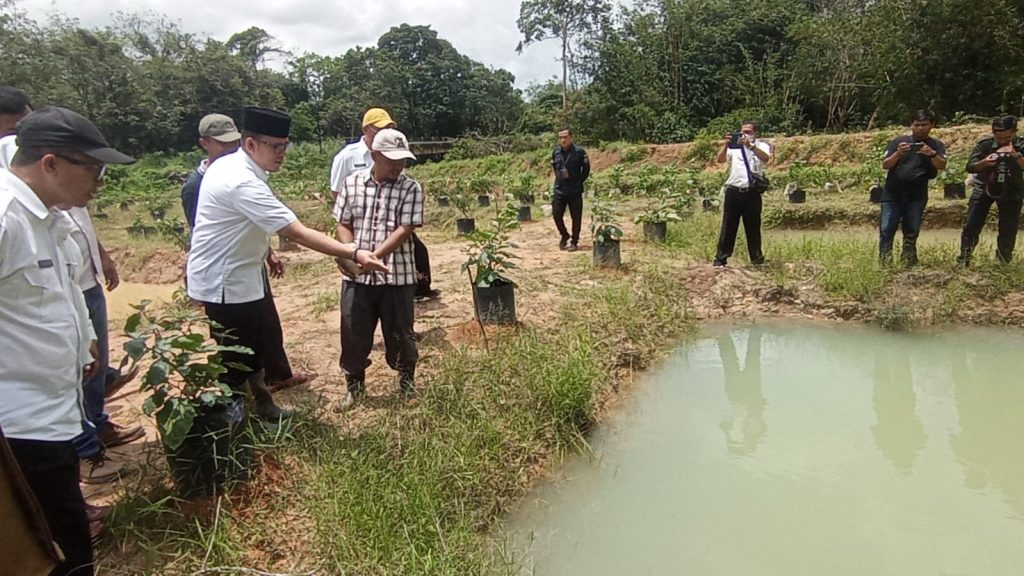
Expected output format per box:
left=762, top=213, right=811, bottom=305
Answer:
left=198, top=113, right=241, bottom=142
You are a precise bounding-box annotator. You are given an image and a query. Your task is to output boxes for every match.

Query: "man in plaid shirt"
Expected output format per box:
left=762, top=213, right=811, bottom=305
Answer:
left=333, top=128, right=423, bottom=401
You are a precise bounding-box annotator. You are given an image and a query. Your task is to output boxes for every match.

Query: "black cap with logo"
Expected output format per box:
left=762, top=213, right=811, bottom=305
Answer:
left=15, top=106, right=135, bottom=164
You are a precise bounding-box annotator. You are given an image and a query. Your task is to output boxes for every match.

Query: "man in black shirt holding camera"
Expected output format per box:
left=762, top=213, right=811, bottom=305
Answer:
left=551, top=127, right=590, bottom=252
left=958, top=115, right=1024, bottom=265
left=879, top=110, right=947, bottom=265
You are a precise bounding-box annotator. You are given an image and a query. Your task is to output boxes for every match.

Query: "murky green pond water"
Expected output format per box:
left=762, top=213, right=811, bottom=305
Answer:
left=504, top=323, right=1024, bottom=575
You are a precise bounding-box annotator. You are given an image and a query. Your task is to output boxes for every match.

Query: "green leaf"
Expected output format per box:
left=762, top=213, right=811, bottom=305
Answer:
left=157, top=400, right=197, bottom=451
left=124, top=312, right=142, bottom=334
left=170, top=333, right=205, bottom=351
left=145, top=361, right=171, bottom=387
left=123, top=337, right=147, bottom=361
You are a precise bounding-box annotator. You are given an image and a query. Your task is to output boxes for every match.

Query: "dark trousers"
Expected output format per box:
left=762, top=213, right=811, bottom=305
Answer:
left=552, top=192, right=583, bottom=244
left=714, top=187, right=764, bottom=266
left=959, top=191, right=1024, bottom=264
left=879, top=198, right=927, bottom=265
left=260, top=282, right=292, bottom=383
left=340, top=283, right=417, bottom=379
left=203, top=297, right=272, bottom=391
left=7, top=438, right=93, bottom=576
left=412, top=233, right=432, bottom=296
left=73, top=285, right=109, bottom=460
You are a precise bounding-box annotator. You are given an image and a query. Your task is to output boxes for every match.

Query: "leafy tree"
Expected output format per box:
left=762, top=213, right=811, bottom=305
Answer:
left=226, top=26, right=288, bottom=71
left=516, top=0, right=612, bottom=113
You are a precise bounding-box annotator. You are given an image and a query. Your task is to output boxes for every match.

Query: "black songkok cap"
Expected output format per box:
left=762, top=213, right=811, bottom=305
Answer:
left=243, top=106, right=291, bottom=138
left=16, top=106, right=135, bottom=164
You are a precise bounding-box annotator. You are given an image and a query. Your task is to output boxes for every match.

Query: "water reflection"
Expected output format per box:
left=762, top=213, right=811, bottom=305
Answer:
left=718, top=328, right=767, bottom=457
left=871, top=342, right=927, bottom=474
left=505, top=325, right=1024, bottom=575
left=950, top=345, right=1024, bottom=519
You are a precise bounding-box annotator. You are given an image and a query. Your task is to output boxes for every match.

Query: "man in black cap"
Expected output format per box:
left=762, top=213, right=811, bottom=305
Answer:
left=1, top=105, right=135, bottom=576
left=958, top=115, right=1024, bottom=265
left=187, top=106, right=387, bottom=421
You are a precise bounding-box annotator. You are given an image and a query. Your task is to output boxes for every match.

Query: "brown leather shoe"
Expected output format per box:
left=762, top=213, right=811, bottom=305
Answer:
left=80, top=454, right=137, bottom=485
left=86, top=503, right=111, bottom=523
left=98, top=422, right=145, bottom=449
left=267, top=371, right=318, bottom=394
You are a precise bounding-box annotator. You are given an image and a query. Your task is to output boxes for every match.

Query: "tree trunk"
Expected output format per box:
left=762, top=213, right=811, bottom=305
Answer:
left=561, top=28, right=568, bottom=114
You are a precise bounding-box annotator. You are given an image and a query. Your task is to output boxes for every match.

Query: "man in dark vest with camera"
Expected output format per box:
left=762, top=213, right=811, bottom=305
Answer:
left=958, top=115, right=1024, bottom=265
left=713, top=120, right=772, bottom=268
left=878, top=109, right=947, bottom=266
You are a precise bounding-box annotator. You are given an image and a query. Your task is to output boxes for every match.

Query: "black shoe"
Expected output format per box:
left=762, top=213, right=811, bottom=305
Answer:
left=414, top=289, right=442, bottom=302
left=559, top=238, right=569, bottom=250
left=567, top=242, right=579, bottom=252
left=399, top=372, right=416, bottom=400
left=346, top=374, right=366, bottom=401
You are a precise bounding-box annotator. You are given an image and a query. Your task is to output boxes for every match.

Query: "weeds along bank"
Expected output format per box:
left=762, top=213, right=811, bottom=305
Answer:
left=99, top=265, right=695, bottom=575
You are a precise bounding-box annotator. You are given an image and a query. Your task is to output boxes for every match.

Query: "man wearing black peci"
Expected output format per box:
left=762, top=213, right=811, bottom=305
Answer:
left=551, top=127, right=590, bottom=252
left=958, top=115, right=1024, bottom=266
left=187, top=107, right=387, bottom=421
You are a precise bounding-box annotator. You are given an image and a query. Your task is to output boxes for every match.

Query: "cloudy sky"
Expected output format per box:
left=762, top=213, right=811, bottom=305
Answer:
left=15, top=0, right=563, bottom=89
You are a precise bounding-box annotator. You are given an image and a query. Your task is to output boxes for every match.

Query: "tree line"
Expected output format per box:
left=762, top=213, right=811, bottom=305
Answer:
left=3, top=0, right=1024, bottom=155
left=0, top=1, right=523, bottom=155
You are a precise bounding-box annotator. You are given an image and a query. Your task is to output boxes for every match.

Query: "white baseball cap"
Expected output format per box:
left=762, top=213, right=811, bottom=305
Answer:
left=372, top=128, right=416, bottom=161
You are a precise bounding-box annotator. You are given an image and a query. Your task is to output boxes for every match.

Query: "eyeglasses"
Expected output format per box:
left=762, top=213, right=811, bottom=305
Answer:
left=53, top=154, right=106, bottom=181
left=256, top=139, right=293, bottom=154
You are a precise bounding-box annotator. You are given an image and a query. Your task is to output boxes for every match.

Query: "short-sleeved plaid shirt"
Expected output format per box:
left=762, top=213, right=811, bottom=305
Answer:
left=333, top=169, right=423, bottom=286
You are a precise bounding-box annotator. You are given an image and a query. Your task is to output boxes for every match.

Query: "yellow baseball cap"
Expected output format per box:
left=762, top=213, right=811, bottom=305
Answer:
left=362, top=108, right=395, bottom=129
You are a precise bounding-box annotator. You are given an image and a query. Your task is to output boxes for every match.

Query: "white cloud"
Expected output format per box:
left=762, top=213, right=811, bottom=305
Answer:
left=15, top=0, right=563, bottom=89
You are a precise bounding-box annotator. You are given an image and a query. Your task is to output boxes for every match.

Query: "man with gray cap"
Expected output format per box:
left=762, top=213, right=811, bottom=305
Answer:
left=334, top=127, right=423, bottom=404
left=0, top=105, right=135, bottom=576
left=181, top=113, right=242, bottom=228
left=188, top=106, right=388, bottom=421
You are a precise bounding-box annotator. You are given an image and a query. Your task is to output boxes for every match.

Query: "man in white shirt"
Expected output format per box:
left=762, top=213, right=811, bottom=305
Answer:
left=181, top=114, right=315, bottom=395
left=0, top=85, right=32, bottom=168
left=332, top=108, right=440, bottom=301
left=188, top=107, right=387, bottom=421
left=1, top=105, right=135, bottom=576
left=713, top=120, right=773, bottom=268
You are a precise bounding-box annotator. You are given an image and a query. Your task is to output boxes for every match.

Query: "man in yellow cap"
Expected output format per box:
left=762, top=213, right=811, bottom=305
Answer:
left=329, top=108, right=395, bottom=201
left=331, top=109, right=440, bottom=301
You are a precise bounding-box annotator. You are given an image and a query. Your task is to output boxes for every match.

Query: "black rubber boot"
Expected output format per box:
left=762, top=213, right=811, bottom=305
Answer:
left=346, top=373, right=366, bottom=401
left=249, top=370, right=294, bottom=421
left=399, top=370, right=416, bottom=400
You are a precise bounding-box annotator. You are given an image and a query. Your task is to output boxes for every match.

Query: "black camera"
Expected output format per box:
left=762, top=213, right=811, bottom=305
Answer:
left=728, top=131, right=743, bottom=148
left=908, top=141, right=924, bottom=152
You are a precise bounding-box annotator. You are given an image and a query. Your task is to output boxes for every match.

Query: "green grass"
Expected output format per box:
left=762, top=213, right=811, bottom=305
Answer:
left=99, top=263, right=695, bottom=575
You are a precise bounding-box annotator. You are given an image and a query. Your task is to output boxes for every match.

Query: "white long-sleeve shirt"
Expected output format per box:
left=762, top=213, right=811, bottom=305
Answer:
left=0, top=169, right=94, bottom=441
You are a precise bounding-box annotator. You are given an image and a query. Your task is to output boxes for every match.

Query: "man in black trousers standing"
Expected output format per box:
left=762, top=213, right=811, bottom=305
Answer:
left=713, top=120, right=772, bottom=268
left=551, top=127, right=590, bottom=252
